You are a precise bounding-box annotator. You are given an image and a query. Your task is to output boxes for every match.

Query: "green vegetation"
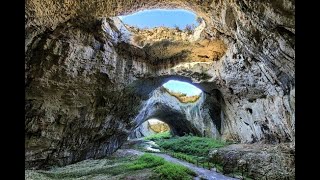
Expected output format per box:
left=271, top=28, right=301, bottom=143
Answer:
left=155, top=135, right=226, bottom=157
left=155, top=162, right=196, bottom=180
left=144, top=131, right=171, bottom=141
left=143, top=132, right=228, bottom=172
left=144, top=132, right=226, bottom=158
left=26, top=153, right=196, bottom=180
left=127, top=154, right=166, bottom=170
left=131, top=154, right=196, bottom=180
left=144, top=133, right=251, bottom=179
left=31, top=157, right=134, bottom=179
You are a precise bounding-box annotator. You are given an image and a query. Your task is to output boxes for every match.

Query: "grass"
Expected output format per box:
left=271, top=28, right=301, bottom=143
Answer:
left=155, top=162, right=196, bottom=180
left=34, top=156, right=135, bottom=179
left=26, top=153, right=196, bottom=180
left=129, top=154, right=196, bottom=180
left=143, top=133, right=228, bottom=172
left=148, top=134, right=252, bottom=179
left=142, top=133, right=251, bottom=179
left=127, top=154, right=166, bottom=170
left=144, top=131, right=171, bottom=141
left=155, top=135, right=226, bottom=157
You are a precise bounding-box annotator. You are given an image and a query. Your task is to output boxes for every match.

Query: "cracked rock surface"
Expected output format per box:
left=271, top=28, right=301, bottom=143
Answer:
left=25, top=0, right=295, bottom=171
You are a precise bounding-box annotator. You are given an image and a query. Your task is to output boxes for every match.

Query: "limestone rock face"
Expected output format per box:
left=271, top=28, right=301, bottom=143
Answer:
left=132, top=87, right=221, bottom=137
left=25, top=18, right=143, bottom=168
left=25, top=0, right=295, bottom=169
left=129, top=120, right=170, bottom=139
left=129, top=121, right=156, bottom=139
left=209, top=143, right=295, bottom=179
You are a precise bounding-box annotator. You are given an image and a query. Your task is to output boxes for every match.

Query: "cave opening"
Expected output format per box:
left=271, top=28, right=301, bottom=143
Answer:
left=147, top=118, right=170, bottom=133
left=162, top=79, right=202, bottom=103
left=129, top=118, right=171, bottom=139
left=25, top=1, right=295, bottom=178
left=126, top=76, right=221, bottom=139
left=118, top=8, right=202, bottom=30
left=115, top=8, right=207, bottom=48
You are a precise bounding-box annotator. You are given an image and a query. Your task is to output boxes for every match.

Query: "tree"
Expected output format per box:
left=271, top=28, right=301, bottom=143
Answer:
left=173, top=25, right=181, bottom=32
left=196, top=16, right=202, bottom=24
left=184, top=24, right=194, bottom=34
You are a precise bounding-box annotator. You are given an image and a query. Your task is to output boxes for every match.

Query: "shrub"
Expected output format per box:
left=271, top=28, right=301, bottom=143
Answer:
left=184, top=24, right=196, bottom=34
left=127, top=153, right=166, bottom=170
left=128, top=154, right=196, bottom=180
left=144, top=131, right=171, bottom=141
left=196, top=16, right=202, bottom=24
left=154, top=162, right=196, bottom=180
left=133, top=35, right=144, bottom=46
left=174, top=25, right=181, bottom=32
left=156, top=135, right=226, bottom=157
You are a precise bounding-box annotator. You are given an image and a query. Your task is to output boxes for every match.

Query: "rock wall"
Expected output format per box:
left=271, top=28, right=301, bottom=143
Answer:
left=25, top=0, right=295, bottom=169
left=209, top=143, right=295, bottom=179
left=129, top=120, right=170, bottom=139
left=25, top=18, right=145, bottom=168
left=132, top=87, right=221, bottom=137
left=129, top=121, right=156, bottom=139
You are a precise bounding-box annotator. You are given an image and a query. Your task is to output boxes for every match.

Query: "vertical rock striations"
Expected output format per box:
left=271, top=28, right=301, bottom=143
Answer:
left=25, top=0, right=295, bottom=169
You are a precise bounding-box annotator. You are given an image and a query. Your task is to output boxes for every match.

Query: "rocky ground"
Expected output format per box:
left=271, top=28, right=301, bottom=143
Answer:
left=25, top=150, right=153, bottom=180
left=122, top=138, right=239, bottom=180
left=25, top=146, right=235, bottom=180
left=124, top=137, right=295, bottom=180
left=25, top=135, right=294, bottom=180
left=209, top=143, right=295, bottom=179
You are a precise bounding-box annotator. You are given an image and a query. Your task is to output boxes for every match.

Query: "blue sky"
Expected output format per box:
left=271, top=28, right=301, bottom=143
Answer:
left=162, top=80, right=202, bottom=96
left=118, top=9, right=199, bottom=29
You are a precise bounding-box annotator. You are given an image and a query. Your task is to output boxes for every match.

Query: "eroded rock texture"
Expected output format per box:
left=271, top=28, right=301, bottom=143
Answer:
left=132, top=87, right=221, bottom=137
left=209, top=143, right=295, bottom=179
left=25, top=0, right=295, bottom=170
left=129, top=121, right=156, bottom=139
left=129, top=120, right=169, bottom=139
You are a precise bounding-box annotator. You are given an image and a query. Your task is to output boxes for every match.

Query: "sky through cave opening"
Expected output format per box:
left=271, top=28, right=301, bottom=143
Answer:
left=162, top=80, right=202, bottom=103
left=118, top=9, right=201, bottom=30
left=162, top=80, right=202, bottom=96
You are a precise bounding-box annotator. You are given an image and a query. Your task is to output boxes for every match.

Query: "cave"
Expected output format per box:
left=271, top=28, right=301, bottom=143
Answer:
left=118, top=8, right=200, bottom=29
left=125, top=78, right=225, bottom=144
left=130, top=119, right=170, bottom=139
left=25, top=0, right=295, bottom=179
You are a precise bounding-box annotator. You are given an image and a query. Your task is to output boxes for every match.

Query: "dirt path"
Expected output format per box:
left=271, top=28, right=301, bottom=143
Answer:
left=152, top=153, right=238, bottom=180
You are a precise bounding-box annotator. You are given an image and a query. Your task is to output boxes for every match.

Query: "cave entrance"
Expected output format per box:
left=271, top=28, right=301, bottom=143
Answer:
left=148, top=119, right=170, bottom=133
left=129, top=118, right=171, bottom=139
left=116, top=9, right=205, bottom=47
left=162, top=80, right=202, bottom=103
left=118, top=9, right=201, bottom=30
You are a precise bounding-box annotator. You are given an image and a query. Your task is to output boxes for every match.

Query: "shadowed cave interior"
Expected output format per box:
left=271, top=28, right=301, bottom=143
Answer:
left=25, top=2, right=295, bottom=179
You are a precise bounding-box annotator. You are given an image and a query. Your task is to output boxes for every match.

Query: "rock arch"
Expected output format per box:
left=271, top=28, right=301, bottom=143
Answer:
left=125, top=75, right=224, bottom=137
left=25, top=0, right=295, bottom=169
